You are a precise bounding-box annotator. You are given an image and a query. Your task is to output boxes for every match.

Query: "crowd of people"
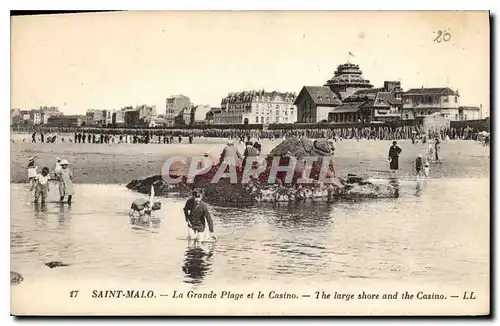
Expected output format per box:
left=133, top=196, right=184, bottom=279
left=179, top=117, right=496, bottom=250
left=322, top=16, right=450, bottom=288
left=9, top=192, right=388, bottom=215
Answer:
left=16, top=124, right=487, bottom=146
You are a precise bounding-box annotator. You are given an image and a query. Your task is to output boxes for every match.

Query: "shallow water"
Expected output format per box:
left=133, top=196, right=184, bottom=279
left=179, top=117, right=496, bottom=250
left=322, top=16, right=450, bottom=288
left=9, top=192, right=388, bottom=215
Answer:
left=10, top=178, right=489, bottom=288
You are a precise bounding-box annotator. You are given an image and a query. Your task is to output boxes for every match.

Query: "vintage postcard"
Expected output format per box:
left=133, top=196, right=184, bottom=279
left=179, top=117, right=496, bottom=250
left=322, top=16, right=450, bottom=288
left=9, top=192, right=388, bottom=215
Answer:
left=10, top=11, right=490, bottom=316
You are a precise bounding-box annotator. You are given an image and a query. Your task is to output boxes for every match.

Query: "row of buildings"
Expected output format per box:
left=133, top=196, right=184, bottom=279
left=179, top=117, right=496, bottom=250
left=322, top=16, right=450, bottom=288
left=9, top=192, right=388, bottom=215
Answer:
left=12, top=61, right=485, bottom=129
left=210, top=62, right=483, bottom=125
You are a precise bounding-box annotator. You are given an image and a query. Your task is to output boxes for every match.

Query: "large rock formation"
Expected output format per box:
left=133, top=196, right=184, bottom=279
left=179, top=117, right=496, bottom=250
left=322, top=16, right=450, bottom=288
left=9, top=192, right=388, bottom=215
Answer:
left=126, top=137, right=398, bottom=206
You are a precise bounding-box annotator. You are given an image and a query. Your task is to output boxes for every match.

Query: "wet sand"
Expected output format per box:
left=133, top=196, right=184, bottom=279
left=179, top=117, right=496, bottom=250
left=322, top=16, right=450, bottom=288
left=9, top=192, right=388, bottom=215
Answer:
left=10, top=138, right=490, bottom=184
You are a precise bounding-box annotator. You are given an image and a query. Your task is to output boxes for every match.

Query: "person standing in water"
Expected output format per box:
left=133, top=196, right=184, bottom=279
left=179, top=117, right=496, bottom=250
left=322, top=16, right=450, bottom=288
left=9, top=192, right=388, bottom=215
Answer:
left=388, top=141, right=402, bottom=172
left=183, top=191, right=216, bottom=241
left=30, top=167, right=50, bottom=204
left=56, top=159, right=74, bottom=204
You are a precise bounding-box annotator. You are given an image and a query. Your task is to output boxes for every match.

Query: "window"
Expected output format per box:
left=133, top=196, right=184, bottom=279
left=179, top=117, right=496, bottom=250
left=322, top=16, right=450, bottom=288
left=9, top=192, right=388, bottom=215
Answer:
left=255, top=116, right=259, bottom=123
left=275, top=117, right=279, bottom=123
left=276, top=110, right=279, bottom=116
left=285, top=111, right=288, bottom=116
left=455, top=96, right=458, bottom=103
left=427, top=111, right=431, bottom=115
left=260, top=117, right=264, bottom=123
left=266, top=117, right=270, bottom=123
left=443, top=96, right=448, bottom=103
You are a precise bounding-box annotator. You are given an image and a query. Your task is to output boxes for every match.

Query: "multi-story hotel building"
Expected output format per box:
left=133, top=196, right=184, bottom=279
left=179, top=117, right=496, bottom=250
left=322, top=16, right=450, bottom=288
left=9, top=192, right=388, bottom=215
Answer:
left=401, top=87, right=460, bottom=121
left=214, top=90, right=297, bottom=125
left=165, top=95, right=192, bottom=126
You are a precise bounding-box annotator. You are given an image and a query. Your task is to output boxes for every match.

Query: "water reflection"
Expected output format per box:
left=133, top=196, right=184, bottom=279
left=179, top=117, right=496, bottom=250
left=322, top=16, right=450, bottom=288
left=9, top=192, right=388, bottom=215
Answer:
left=33, top=202, right=48, bottom=215
left=129, top=217, right=161, bottom=231
left=388, top=177, right=401, bottom=197
left=57, top=204, right=72, bottom=228
left=182, top=241, right=214, bottom=285
left=415, top=179, right=424, bottom=197
left=268, top=202, right=334, bottom=229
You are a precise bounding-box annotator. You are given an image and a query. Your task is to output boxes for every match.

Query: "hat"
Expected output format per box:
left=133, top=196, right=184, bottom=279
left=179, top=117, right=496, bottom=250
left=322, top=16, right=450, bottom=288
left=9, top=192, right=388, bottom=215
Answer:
left=60, top=159, right=69, bottom=165
left=227, top=139, right=234, bottom=145
left=418, top=154, right=422, bottom=158
left=28, top=156, right=36, bottom=162
left=56, top=157, right=61, bottom=161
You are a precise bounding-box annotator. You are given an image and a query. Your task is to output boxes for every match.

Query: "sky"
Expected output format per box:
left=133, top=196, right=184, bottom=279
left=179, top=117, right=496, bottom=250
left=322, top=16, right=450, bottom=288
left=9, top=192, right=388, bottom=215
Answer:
left=11, top=11, right=490, bottom=115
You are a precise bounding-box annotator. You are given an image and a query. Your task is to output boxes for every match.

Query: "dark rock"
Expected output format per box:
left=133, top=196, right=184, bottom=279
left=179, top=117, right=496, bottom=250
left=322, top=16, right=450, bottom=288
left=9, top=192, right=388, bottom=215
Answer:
left=10, top=271, right=23, bottom=285
left=45, top=261, right=70, bottom=268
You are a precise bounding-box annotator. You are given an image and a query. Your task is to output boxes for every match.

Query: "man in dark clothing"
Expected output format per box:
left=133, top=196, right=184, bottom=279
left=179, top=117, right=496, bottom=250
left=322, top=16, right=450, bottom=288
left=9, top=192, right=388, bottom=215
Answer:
left=32, top=131, right=36, bottom=143
left=40, top=132, right=44, bottom=143
left=388, top=141, right=402, bottom=172
left=183, top=191, right=216, bottom=241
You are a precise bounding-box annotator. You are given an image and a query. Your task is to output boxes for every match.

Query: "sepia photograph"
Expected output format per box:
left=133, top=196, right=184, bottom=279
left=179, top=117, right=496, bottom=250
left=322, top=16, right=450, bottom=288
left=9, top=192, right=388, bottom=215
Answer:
left=9, top=10, right=490, bottom=316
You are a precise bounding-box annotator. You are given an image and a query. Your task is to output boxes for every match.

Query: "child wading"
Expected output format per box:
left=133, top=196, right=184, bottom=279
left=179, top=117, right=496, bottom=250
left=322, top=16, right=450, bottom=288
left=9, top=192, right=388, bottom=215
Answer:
left=30, top=167, right=50, bottom=203
left=56, top=159, right=74, bottom=204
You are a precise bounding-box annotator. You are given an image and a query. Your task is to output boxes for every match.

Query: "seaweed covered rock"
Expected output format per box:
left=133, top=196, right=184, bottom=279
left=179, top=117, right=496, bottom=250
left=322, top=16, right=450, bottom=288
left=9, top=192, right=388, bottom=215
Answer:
left=10, top=271, right=23, bottom=285
left=126, top=137, right=399, bottom=206
left=269, top=137, right=333, bottom=158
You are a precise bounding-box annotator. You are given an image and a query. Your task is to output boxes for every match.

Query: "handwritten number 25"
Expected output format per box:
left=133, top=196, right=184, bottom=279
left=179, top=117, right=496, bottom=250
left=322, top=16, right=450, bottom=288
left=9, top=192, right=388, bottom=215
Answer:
left=434, top=30, right=451, bottom=43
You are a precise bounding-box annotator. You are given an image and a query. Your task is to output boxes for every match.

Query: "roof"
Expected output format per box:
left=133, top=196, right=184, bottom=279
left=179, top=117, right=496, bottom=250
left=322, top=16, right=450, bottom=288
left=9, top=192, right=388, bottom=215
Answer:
left=295, top=86, right=343, bottom=106
left=373, top=92, right=391, bottom=107
left=404, top=87, right=457, bottom=96
left=331, top=101, right=372, bottom=113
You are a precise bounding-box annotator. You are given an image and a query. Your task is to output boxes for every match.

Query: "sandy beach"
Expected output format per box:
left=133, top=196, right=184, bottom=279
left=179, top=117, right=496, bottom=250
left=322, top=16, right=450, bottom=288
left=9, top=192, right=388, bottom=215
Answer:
left=10, top=136, right=490, bottom=184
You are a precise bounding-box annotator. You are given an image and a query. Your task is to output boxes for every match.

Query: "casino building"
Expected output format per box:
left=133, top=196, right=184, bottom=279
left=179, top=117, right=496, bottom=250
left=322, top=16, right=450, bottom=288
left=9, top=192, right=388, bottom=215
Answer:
left=296, top=62, right=403, bottom=123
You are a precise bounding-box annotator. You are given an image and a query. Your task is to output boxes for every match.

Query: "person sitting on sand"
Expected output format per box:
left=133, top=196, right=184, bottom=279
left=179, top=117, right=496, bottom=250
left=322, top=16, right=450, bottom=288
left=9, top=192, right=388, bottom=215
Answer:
left=129, top=198, right=162, bottom=217
left=30, top=167, right=50, bottom=204
left=56, top=159, right=74, bottom=204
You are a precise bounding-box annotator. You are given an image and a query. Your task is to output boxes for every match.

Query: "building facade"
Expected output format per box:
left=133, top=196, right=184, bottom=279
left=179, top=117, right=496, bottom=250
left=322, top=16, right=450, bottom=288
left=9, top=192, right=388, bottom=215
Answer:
left=294, top=86, right=342, bottom=123
left=166, top=95, right=192, bottom=126
left=47, top=115, right=84, bottom=128
left=214, top=90, right=297, bottom=125
left=124, top=110, right=140, bottom=128
left=112, top=110, right=126, bottom=127
left=458, top=106, right=482, bottom=121
left=401, top=87, right=460, bottom=120
left=330, top=80, right=403, bottom=123
left=191, top=105, right=211, bottom=125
